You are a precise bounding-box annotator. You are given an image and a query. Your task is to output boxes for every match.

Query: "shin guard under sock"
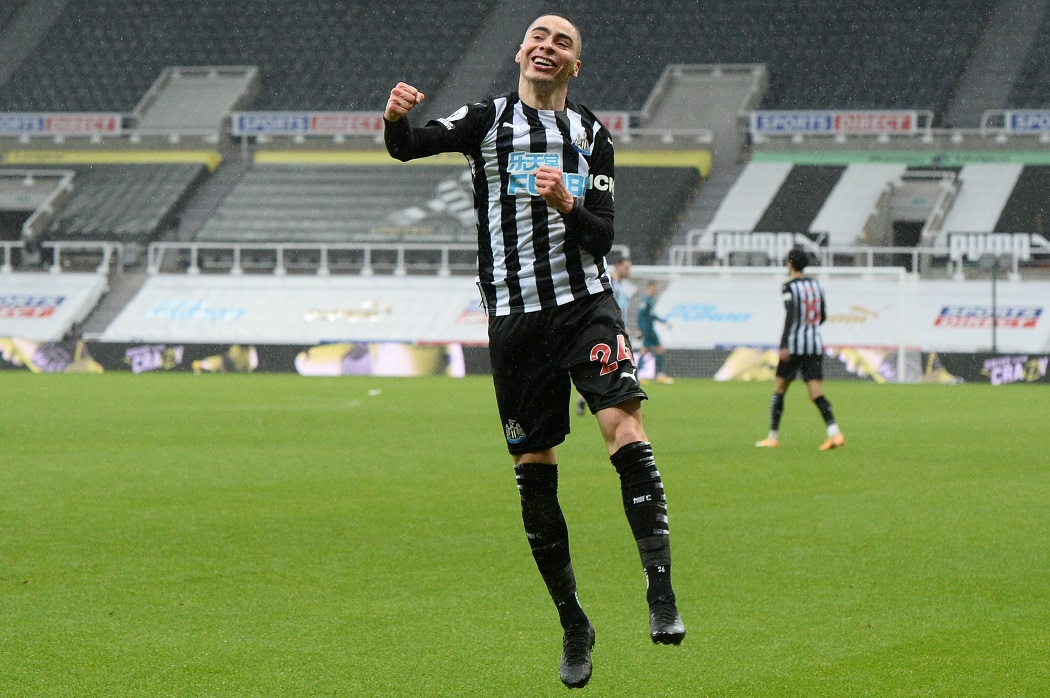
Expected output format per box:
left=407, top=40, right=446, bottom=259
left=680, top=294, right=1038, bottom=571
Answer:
left=770, top=392, right=785, bottom=431
left=514, top=462, right=588, bottom=628
left=610, top=441, right=674, bottom=603
left=813, top=395, right=836, bottom=426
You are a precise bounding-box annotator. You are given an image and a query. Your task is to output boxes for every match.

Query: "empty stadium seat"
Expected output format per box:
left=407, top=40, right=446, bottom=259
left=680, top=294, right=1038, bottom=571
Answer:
left=497, top=0, right=995, bottom=116
left=0, top=0, right=497, bottom=112
left=41, top=164, right=207, bottom=245
left=194, top=164, right=476, bottom=245
left=1006, top=9, right=1050, bottom=108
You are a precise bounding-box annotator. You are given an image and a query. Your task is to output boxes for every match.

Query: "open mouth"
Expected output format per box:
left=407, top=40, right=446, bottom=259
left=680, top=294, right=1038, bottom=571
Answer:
left=532, top=56, right=556, bottom=69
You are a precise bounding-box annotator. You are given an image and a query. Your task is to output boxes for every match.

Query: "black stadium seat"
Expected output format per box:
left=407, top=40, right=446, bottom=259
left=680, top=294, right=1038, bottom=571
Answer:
left=0, top=0, right=497, bottom=112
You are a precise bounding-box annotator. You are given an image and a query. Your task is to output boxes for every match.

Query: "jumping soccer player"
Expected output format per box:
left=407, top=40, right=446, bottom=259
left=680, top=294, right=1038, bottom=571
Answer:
left=384, top=13, right=685, bottom=689
left=756, top=248, right=845, bottom=450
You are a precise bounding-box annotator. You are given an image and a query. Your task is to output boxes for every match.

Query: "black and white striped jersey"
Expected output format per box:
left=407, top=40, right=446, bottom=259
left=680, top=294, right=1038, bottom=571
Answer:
left=385, top=91, right=615, bottom=316
left=779, top=276, right=827, bottom=355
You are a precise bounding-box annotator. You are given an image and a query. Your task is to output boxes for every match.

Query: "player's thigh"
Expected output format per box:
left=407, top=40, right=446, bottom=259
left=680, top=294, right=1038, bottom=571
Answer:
left=800, top=355, right=824, bottom=382
left=560, top=294, right=647, bottom=413
left=775, top=355, right=802, bottom=380
left=488, top=313, right=571, bottom=454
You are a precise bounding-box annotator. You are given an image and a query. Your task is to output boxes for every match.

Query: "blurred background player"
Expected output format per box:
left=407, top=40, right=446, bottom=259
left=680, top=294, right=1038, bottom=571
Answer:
left=383, top=13, right=684, bottom=690
left=636, top=281, right=674, bottom=384
left=756, top=248, right=845, bottom=450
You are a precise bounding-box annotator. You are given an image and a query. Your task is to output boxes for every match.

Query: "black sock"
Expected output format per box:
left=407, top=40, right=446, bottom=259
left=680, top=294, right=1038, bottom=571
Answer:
left=813, top=395, right=836, bottom=426
left=770, top=392, right=785, bottom=430
left=514, top=463, right=588, bottom=629
left=610, top=441, right=675, bottom=604
left=645, top=564, right=675, bottom=605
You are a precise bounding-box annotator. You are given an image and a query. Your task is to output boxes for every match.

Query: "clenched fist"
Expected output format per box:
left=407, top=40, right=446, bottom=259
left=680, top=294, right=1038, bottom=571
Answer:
left=385, top=82, right=425, bottom=122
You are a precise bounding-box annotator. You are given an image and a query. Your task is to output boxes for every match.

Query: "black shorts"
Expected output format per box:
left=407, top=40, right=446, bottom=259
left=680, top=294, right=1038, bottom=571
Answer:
left=776, top=353, right=824, bottom=382
left=488, top=292, right=647, bottom=455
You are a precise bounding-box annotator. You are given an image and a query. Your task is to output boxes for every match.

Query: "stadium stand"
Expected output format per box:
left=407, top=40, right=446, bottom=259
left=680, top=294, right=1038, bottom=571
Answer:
left=496, top=0, right=997, bottom=117
left=0, top=1, right=26, bottom=31
left=753, top=166, right=845, bottom=234
left=995, top=167, right=1050, bottom=236
left=0, top=0, right=496, bottom=112
left=192, top=161, right=698, bottom=264
left=194, top=163, right=474, bottom=245
left=1006, top=8, right=1050, bottom=107
left=0, top=0, right=998, bottom=118
left=41, top=164, right=208, bottom=245
left=614, top=167, right=701, bottom=264
left=941, top=164, right=1024, bottom=235
left=707, top=162, right=792, bottom=234
left=808, top=165, right=907, bottom=244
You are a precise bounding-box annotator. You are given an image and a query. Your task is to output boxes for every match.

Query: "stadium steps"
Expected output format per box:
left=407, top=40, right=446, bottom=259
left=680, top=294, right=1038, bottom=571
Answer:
left=173, top=157, right=252, bottom=242
left=670, top=160, right=746, bottom=247
left=79, top=271, right=148, bottom=338
left=418, top=0, right=541, bottom=123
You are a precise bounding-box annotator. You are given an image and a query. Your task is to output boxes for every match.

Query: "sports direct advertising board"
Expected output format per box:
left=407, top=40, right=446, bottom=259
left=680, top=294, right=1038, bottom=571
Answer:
left=230, top=112, right=385, bottom=136
left=0, top=273, right=108, bottom=340
left=750, top=110, right=918, bottom=135
left=0, top=113, right=122, bottom=135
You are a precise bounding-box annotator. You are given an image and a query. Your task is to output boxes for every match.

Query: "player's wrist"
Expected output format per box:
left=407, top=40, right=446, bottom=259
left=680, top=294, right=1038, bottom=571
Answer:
left=560, top=196, right=581, bottom=215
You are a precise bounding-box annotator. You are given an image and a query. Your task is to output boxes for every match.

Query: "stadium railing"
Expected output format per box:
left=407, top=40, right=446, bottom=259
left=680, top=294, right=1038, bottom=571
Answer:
left=0, top=240, right=125, bottom=274
left=669, top=230, right=1050, bottom=280
left=146, top=241, right=632, bottom=277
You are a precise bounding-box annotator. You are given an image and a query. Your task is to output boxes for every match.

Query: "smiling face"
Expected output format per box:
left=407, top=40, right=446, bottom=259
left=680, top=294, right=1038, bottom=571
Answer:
left=515, top=15, right=581, bottom=88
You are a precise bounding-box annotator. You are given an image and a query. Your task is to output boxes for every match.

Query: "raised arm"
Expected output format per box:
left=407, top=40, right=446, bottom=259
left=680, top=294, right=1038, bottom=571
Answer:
left=383, top=83, right=483, bottom=162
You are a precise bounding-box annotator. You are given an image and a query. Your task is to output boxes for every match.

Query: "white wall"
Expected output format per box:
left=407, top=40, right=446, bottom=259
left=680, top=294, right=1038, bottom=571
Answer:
left=97, top=272, right=1049, bottom=353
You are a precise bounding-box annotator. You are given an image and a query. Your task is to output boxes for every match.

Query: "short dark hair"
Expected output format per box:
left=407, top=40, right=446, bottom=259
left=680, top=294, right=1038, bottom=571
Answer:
left=787, top=248, right=809, bottom=271
left=530, top=13, right=582, bottom=57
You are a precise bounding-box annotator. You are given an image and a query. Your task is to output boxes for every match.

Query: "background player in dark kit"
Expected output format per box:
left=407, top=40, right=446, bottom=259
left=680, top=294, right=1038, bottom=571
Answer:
left=384, top=13, right=685, bottom=689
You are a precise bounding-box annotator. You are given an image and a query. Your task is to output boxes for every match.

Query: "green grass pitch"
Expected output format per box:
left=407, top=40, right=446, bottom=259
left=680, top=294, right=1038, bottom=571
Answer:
left=2, top=374, right=1048, bottom=696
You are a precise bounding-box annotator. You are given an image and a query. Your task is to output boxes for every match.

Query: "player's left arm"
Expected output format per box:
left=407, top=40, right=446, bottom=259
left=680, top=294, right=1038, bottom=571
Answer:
left=536, top=129, right=615, bottom=258
left=779, top=283, right=794, bottom=357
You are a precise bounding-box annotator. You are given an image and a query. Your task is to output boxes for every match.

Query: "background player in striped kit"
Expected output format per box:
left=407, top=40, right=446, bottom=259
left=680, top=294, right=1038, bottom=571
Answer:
left=756, top=248, right=846, bottom=451
left=383, top=13, right=684, bottom=690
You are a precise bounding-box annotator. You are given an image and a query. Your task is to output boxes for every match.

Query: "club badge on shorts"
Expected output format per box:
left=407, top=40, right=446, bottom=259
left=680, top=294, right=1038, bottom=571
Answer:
left=504, top=419, right=526, bottom=444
